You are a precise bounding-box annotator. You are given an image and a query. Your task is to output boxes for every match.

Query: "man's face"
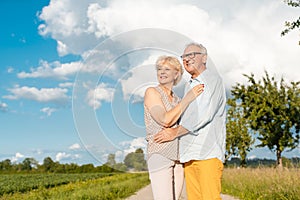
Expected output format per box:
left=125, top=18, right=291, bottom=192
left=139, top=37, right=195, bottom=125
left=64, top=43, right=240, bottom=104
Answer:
left=182, top=45, right=206, bottom=76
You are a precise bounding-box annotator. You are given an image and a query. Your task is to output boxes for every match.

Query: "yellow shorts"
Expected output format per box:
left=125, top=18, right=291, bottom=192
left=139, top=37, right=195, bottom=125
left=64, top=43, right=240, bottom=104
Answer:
left=184, top=158, right=223, bottom=200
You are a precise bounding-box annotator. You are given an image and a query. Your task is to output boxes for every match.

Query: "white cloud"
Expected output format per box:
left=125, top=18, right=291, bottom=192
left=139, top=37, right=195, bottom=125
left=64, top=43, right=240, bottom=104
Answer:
left=55, top=152, right=83, bottom=162
left=85, top=0, right=212, bottom=39
left=38, top=0, right=300, bottom=94
left=59, top=82, right=73, bottom=88
left=55, top=152, right=71, bottom=162
left=11, top=152, right=25, bottom=163
left=86, top=83, right=115, bottom=109
left=40, top=107, right=57, bottom=116
left=57, top=40, right=69, bottom=56
left=113, top=137, right=147, bottom=162
left=17, top=60, right=81, bottom=79
left=3, top=86, right=69, bottom=104
left=120, top=54, right=159, bottom=103
left=7, top=67, right=14, bottom=73
left=69, top=143, right=81, bottom=150
left=0, top=102, right=8, bottom=112
left=38, top=0, right=86, bottom=37
left=38, top=0, right=98, bottom=55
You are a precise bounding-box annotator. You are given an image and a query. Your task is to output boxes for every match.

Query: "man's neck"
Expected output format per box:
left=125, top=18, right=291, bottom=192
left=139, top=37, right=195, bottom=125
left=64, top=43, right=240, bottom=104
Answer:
left=191, top=65, right=206, bottom=79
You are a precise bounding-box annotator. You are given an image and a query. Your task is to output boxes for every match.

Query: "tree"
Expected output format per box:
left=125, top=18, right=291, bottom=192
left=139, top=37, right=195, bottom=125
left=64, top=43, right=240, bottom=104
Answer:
left=80, top=164, right=95, bottom=173
left=231, top=71, right=300, bottom=168
left=124, top=148, right=147, bottom=171
left=22, top=158, right=38, bottom=171
left=113, top=163, right=127, bottom=171
left=226, top=98, right=255, bottom=167
left=106, top=153, right=116, bottom=167
left=0, top=159, right=12, bottom=171
left=281, top=0, right=300, bottom=45
left=42, top=157, right=56, bottom=172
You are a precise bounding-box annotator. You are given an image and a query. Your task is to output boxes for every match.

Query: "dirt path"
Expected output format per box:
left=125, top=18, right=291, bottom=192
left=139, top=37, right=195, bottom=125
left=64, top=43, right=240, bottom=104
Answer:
left=125, top=184, right=239, bottom=200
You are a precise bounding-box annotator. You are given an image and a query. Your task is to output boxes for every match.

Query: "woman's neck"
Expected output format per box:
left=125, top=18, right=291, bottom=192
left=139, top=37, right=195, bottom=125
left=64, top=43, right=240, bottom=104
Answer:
left=159, top=84, right=173, bottom=96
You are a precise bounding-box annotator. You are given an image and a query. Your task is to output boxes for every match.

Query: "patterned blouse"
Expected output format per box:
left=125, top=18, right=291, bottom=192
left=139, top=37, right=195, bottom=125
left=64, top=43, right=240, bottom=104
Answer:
left=144, top=86, right=181, bottom=161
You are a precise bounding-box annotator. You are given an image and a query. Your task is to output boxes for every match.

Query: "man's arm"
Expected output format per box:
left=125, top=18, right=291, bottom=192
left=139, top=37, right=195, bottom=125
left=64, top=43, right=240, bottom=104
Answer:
left=154, top=125, right=189, bottom=143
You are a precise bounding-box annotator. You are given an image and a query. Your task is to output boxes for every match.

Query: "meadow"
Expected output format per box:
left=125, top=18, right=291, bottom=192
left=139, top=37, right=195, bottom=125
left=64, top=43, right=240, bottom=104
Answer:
left=0, top=173, right=150, bottom=200
left=222, top=167, right=300, bottom=200
left=1, top=168, right=299, bottom=200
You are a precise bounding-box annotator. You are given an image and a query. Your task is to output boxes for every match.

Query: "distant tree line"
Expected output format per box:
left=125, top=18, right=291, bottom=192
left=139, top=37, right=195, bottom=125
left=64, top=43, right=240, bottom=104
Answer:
left=226, top=157, right=300, bottom=168
left=0, top=148, right=147, bottom=173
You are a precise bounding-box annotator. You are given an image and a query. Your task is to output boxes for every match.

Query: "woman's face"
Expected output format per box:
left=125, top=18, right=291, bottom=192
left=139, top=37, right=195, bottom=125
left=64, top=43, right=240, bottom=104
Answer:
left=156, top=63, right=178, bottom=86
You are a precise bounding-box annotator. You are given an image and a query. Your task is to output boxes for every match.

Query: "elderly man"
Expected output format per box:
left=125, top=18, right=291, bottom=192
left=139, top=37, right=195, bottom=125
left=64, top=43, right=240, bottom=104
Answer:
left=154, top=43, right=226, bottom=200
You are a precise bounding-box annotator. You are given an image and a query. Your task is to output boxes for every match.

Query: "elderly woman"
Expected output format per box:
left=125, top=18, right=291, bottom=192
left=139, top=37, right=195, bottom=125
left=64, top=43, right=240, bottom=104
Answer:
left=144, top=55, right=204, bottom=200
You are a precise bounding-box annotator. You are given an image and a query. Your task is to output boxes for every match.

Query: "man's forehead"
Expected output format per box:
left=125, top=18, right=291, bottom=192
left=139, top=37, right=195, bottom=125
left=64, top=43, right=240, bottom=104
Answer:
left=184, top=45, right=201, bottom=52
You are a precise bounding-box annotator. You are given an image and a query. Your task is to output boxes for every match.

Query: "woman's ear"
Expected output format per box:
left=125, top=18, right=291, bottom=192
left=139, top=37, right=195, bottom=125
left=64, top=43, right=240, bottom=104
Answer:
left=174, top=71, right=179, bottom=80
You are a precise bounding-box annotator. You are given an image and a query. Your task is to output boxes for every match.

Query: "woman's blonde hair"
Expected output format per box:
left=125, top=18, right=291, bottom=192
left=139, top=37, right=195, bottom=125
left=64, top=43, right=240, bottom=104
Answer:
left=155, top=56, right=183, bottom=85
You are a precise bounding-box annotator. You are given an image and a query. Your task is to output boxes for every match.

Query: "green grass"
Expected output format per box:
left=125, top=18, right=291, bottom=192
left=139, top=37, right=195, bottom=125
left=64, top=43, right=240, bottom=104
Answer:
left=0, top=173, right=113, bottom=195
left=0, top=173, right=150, bottom=200
left=222, top=167, right=300, bottom=200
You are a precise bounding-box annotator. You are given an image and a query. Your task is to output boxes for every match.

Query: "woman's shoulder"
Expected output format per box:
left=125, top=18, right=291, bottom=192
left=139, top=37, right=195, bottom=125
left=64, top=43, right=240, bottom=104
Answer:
left=145, top=86, right=161, bottom=98
left=145, top=86, right=159, bottom=94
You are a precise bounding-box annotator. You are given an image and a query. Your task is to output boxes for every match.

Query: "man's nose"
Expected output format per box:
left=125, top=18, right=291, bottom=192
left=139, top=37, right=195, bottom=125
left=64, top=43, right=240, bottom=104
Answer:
left=183, top=59, right=189, bottom=65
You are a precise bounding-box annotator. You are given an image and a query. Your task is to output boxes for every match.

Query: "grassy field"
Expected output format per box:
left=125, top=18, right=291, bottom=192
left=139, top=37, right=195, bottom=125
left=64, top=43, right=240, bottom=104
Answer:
left=0, top=173, right=150, bottom=200
left=2, top=168, right=299, bottom=200
left=222, top=167, right=300, bottom=200
left=0, top=173, right=113, bottom=195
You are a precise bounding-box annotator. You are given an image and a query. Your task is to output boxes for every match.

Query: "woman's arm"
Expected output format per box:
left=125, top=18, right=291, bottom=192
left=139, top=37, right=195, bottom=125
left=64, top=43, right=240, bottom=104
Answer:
left=144, top=85, right=204, bottom=127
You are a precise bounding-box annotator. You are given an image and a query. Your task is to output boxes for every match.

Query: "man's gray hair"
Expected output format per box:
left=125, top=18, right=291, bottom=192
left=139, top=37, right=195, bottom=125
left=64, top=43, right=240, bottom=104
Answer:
left=185, top=42, right=207, bottom=54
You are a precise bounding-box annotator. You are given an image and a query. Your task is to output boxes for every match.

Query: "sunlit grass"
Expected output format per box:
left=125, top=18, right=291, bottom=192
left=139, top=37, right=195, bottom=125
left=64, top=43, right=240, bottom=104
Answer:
left=0, top=173, right=150, bottom=200
left=222, top=167, right=300, bottom=200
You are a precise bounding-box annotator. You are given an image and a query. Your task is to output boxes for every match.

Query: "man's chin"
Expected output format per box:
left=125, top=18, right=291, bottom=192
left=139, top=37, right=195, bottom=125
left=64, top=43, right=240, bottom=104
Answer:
left=185, top=65, right=195, bottom=72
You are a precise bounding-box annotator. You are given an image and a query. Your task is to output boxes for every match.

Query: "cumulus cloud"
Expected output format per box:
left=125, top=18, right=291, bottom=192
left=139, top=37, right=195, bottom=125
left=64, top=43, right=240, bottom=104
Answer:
left=120, top=55, right=158, bottom=102
left=3, top=86, right=69, bottom=105
left=55, top=152, right=71, bottom=162
left=38, top=0, right=100, bottom=56
left=40, top=107, right=57, bottom=116
left=69, top=143, right=81, bottom=150
left=86, top=0, right=213, bottom=39
left=11, top=152, right=25, bottom=163
left=86, top=83, right=115, bottom=109
left=38, top=0, right=300, bottom=94
left=55, top=152, right=82, bottom=162
left=0, top=102, right=8, bottom=112
left=17, top=60, right=81, bottom=79
left=112, top=137, right=147, bottom=162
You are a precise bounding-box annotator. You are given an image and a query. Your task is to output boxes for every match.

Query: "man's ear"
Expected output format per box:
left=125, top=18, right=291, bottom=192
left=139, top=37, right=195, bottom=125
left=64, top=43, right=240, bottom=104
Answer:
left=202, top=54, right=208, bottom=64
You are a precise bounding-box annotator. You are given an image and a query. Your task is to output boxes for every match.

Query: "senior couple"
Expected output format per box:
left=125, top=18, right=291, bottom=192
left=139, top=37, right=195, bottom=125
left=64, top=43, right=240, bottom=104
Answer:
left=144, top=42, right=226, bottom=200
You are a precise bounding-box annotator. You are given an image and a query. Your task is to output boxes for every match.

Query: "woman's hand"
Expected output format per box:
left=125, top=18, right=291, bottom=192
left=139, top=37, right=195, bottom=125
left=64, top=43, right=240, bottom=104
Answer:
left=185, top=84, right=204, bottom=103
left=154, top=128, right=178, bottom=143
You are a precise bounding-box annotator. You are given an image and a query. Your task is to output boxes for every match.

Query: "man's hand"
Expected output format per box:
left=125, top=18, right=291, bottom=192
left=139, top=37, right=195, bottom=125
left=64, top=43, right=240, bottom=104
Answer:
left=154, top=127, right=178, bottom=143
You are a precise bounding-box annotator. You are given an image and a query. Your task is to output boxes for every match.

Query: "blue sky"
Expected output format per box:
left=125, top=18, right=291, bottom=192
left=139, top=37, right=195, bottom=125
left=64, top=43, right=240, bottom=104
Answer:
left=0, top=0, right=299, bottom=166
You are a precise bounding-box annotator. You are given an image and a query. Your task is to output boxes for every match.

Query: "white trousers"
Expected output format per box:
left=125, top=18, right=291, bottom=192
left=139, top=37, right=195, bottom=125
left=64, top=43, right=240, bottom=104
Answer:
left=147, top=154, right=184, bottom=200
